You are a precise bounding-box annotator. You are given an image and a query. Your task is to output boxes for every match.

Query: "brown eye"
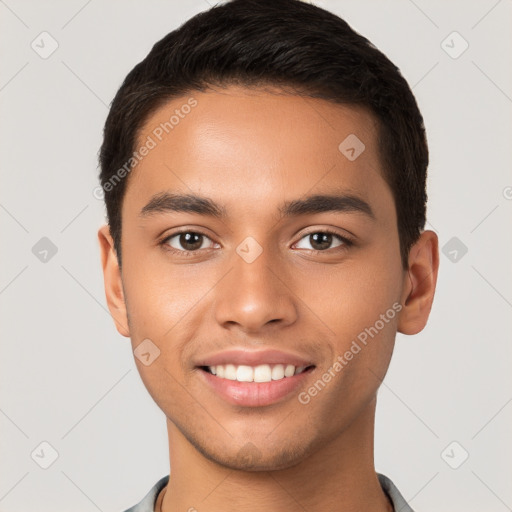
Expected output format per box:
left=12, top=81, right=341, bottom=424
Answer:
left=295, top=230, right=349, bottom=252
left=309, top=232, right=334, bottom=251
left=164, top=231, right=214, bottom=252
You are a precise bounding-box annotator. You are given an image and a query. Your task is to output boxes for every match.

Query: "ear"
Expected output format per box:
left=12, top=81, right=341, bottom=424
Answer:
left=397, top=230, right=439, bottom=335
left=97, top=224, right=130, bottom=337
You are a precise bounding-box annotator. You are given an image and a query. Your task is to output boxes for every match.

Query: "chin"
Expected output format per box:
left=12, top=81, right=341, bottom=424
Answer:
left=197, top=438, right=315, bottom=472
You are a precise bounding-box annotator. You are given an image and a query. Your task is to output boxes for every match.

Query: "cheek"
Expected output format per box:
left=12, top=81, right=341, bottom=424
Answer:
left=121, top=246, right=204, bottom=339
left=305, top=258, right=401, bottom=336
left=121, top=250, right=220, bottom=383
left=307, top=245, right=402, bottom=371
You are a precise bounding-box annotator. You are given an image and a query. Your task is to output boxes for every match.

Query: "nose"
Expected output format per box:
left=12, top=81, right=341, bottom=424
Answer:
left=213, top=243, right=298, bottom=334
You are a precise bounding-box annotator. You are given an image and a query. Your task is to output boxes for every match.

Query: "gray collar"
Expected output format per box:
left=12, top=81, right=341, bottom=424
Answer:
left=123, top=472, right=414, bottom=512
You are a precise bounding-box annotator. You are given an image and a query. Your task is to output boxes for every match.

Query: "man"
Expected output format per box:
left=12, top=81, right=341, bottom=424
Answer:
left=97, top=0, right=439, bottom=510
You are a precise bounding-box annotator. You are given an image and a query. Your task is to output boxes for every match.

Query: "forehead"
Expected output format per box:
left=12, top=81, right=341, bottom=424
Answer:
left=124, top=85, right=392, bottom=221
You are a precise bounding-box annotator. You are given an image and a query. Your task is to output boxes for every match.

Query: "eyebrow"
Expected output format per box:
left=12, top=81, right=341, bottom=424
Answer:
left=139, top=191, right=375, bottom=220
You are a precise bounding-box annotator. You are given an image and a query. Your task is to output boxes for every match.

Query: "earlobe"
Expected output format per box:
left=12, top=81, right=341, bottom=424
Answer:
left=397, top=230, right=439, bottom=335
left=97, top=224, right=130, bottom=337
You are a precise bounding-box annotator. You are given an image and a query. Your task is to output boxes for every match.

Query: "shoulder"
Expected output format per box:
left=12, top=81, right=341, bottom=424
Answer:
left=121, top=475, right=170, bottom=512
left=377, top=472, right=415, bottom=512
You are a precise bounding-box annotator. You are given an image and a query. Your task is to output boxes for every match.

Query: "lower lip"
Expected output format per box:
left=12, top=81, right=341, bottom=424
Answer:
left=198, top=367, right=314, bottom=407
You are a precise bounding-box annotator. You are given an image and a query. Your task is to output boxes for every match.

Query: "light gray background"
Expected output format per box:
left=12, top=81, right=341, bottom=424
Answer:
left=1, top=0, right=511, bottom=511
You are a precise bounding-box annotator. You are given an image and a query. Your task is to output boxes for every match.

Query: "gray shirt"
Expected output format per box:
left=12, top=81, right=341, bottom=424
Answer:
left=122, top=473, right=414, bottom=512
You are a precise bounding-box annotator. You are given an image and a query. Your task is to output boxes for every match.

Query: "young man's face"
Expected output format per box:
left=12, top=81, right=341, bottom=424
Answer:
left=99, top=85, right=437, bottom=471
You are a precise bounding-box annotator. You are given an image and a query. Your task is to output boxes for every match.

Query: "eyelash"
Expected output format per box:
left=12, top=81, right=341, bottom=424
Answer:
left=159, top=228, right=354, bottom=257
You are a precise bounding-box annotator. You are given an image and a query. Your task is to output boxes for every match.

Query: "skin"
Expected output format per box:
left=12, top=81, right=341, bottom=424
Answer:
left=98, top=85, right=439, bottom=512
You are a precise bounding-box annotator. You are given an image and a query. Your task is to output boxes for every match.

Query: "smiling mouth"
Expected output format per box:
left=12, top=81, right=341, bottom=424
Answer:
left=199, top=363, right=315, bottom=383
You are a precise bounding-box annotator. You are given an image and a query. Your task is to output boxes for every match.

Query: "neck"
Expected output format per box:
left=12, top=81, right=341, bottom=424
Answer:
left=160, top=396, right=393, bottom=512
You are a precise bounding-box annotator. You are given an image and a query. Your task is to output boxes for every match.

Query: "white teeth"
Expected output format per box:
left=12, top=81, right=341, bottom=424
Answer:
left=206, top=363, right=309, bottom=382
left=224, top=364, right=237, bottom=380
left=236, top=365, right=254, bottom=382
left=271, top=364, right=285, bottom=380
left=254, top=364, right=272, bottom=382
left=284, top=364, right=295, bottom=377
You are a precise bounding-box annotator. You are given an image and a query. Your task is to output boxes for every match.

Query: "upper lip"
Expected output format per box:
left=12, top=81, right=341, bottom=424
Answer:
left=195, top=348, right=315, bottom=368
